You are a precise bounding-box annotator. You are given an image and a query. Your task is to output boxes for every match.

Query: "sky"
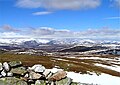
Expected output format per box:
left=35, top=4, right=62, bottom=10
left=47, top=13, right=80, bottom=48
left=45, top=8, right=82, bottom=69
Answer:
left=0, top=0, right=120, bottom=40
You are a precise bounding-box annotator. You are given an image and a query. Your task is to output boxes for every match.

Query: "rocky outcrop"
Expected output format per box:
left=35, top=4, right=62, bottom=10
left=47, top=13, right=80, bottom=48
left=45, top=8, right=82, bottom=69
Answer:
left=0, top=61, right=81, bottom=85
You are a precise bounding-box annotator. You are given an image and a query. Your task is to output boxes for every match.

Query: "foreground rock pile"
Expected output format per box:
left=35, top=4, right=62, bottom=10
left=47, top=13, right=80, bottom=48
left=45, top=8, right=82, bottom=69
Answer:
left=0, top=61, right=79, bottom=85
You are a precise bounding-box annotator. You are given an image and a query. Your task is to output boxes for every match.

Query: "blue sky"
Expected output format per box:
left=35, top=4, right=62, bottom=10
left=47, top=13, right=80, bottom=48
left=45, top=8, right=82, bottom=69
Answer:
left=0, top=0, right=120, bottom=39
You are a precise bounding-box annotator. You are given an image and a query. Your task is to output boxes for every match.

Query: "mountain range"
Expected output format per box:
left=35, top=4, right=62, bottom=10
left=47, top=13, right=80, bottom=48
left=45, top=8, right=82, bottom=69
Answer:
left=0, top=38, right=120, bottom=46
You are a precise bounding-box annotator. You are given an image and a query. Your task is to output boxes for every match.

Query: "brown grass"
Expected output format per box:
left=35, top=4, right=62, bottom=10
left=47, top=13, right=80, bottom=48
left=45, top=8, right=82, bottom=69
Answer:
left=0, top=53, right=120, bottom=77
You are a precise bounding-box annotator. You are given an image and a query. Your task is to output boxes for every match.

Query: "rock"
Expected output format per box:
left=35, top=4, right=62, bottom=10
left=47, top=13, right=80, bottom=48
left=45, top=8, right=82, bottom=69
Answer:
left=1, top=70, right=6, bottom=77
left=56, top=77, right=72, bottom=85
left=0, top=75, right=2, bottom=78
left=10, top=67, right=27, bottom=75
left=50, top=68, right=63, bottom=73
left=49, top=71, right=67, bottom=81
left=0, top=77, right=28, bottom=85
left=71, top=82, right=81, bottom=85
left=29, top=71, right=42, bottom=80
left=51, top=81, right=55, bottom=85
left=30, top=64, right=45, bottom=73
left=3, top=62, right=10, bottom=72
left=35, top=80, right=46, bottom=85
left=9, top=61, right=22, bottom=67
left=35, top=80, right=41, bottom=85
left=7, top=72, right=13, bottom=77
left=46, top=72, right=53, bottom=79
left=28, top=79, right=34, bottom=83
left=43, top=69, right=51, bottom=78
left=17, top=80, right=28, bottom=85
left=0, top=63, right=3, bottom=71
left=24, top=73, right=29, bottom=78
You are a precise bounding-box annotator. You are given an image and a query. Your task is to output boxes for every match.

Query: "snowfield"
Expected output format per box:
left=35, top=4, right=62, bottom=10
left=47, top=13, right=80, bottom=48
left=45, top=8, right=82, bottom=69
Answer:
left=49, top=68, right=120, bottom=85
left=67, top=72, right=120, bottom=85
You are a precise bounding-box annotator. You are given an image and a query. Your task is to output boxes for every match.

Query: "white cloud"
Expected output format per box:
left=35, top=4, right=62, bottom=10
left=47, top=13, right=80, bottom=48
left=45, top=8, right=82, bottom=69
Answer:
left=0, top=32, right=28, bottom=38
left=110, top=0, right=120, bottom=7
left=16, top=0, right=101, bottom=10
left=1, top=24, right=21, bottom=32
left=1, top=26, right=120, bottom=39
left=28, top=27, right=120, bottom=39
left=114, top=0, right=120, bottom=7
left=32, top=11, right=53, bottom=15
left=16, top=0, right=42, bottom=8
left=104, top=17, right=120, bottom=19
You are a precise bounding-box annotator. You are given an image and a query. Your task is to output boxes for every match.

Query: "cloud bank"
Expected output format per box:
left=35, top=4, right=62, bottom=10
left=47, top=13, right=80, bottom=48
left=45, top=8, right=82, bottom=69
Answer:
left=0, top=25, right=120, bottom=40
left=1, top=24, right=21, bottom=32
left=110, top=0, right=120, bottom=7
left=114, top=0, right=120, bottom=7
left=16, top=0, right=101, bottom=10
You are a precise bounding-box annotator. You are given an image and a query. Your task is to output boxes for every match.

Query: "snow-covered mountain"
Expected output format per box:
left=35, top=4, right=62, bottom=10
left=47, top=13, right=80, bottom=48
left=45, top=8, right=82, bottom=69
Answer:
left=0, top=38, right=120, bottom=46
left=0, top=38, right=50, bottom=46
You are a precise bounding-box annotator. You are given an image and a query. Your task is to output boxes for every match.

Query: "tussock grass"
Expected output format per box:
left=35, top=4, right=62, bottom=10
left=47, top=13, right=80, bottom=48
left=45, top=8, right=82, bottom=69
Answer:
left=0, top=53, right=120, bottom=77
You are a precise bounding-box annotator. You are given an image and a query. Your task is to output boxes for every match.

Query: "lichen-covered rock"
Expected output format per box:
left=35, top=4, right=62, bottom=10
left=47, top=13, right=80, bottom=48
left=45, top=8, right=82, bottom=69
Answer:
left=30, top=65, right=45, bottom=73
left=29, top=71, right=42, bottom=80
left=71, top=82, right=80, bottom=85
left=0, top=77, right=28, bottom=85
left=55, top=77, right=72, bottom=85
left=48, top=71, right=67, bottom=81
left=9, top=61, right=22, bottom=67
left=0, top=63, right=3, bottom=71
left=35, top=80, right=46, bottom=85
left=3, top=62, right=10, bottom=72
left=10, top=67, right=27, bottom=75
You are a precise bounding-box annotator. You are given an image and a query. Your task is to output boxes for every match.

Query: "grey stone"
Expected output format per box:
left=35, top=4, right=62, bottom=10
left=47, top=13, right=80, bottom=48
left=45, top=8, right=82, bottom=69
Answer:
left=9, top=61, right=22, bottom=67
left=0, top=77, right=28, bottom=85
left=35, top=80, right=46, bottom=85
left=29, top=71, right=42, bottom=80
left=24, top=73, right=29, bottom=78
left=3, top=62, right=10, bottom=72
left=1, top=70, right=6, bottom=77
left=10, top=67, right=27, bottom=75
left=46, top=72, right=53, bottom=79
left=51, top=81, right=55, bottom=85
left=71, top=82, right=81, bottom=85
left=30, top=64, right=45, bottom=73
left=43, top=69, right=51, bottom=77
left=56, top=77, right=72, bottom=85
left=0, top=74, right=2, bottom=78
left=7, top=72, right=13, bottom=77
left=28, top=79, right=34, bottom=83
left=0, top=63, right=3, bottom=71
left=48, top=71, right=67, bottom=81
left=31, top=84, right=35, bottom=85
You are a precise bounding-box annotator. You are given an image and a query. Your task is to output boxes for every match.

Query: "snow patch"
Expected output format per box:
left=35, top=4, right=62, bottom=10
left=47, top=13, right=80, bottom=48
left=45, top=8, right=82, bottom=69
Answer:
left=67, top=72, right=120, bottom=85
